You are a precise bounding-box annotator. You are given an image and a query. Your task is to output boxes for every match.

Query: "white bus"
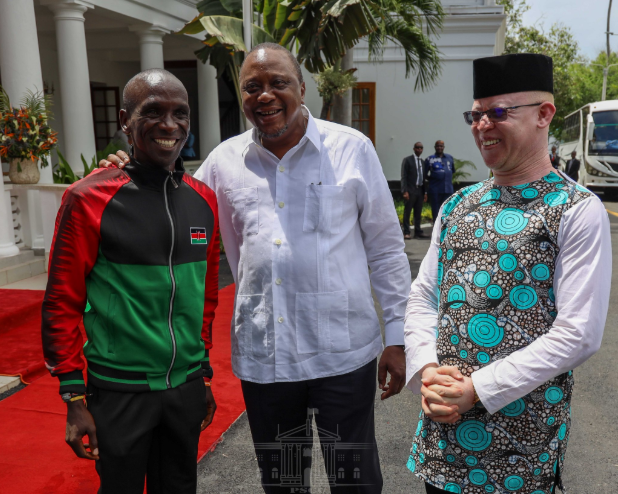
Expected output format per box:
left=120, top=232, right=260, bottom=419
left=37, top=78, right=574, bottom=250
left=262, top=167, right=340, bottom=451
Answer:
left=559, top=100, right=618, bottom=193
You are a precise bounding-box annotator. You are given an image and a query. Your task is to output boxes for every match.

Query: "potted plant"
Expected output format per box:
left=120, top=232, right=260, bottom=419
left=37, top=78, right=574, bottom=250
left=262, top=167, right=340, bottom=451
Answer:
left=0, top=87, right=57, bottom=184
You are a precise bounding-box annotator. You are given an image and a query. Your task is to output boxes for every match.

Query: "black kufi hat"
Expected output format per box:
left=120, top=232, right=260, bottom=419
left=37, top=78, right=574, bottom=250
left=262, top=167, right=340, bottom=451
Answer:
left=473, top=53, right=553, bottom=99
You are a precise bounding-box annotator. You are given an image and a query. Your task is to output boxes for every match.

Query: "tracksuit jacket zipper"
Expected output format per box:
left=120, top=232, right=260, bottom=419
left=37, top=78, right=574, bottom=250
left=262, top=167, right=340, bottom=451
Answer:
left=164, top=172, right=179, bottom=388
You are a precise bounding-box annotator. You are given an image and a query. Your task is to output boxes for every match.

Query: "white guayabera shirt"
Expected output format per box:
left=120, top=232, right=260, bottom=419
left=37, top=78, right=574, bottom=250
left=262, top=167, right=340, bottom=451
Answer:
left=194, top=107, right=411, bottom=383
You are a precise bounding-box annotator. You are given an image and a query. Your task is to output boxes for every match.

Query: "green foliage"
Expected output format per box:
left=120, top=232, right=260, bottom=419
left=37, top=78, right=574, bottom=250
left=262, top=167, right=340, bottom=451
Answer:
left=568, top=51, right=618, bottom=111
left=314, top=67, right=358, bottom=100
left=453, top=158, right=477, bottom=184
left=52, top=142, right=125, bottom=184
left=181, top=0, right=444, bottom=108
left=497, top=0, right=582, bottom=140
left=53, top=151, right=80, bottom=184
left=395, top=198, right=433, bottom=224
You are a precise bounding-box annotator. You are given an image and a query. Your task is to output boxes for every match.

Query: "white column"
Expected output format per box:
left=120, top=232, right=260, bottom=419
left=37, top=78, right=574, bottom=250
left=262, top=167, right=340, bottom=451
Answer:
left=44, top=0, right=96, bottom=176
left=131, top=26, right=168, bottom=71
left=196, top=61, right=221, bottom=160
left=0, top=0, right=50, bottom=254
left=0, top=0, right=53, bottom=184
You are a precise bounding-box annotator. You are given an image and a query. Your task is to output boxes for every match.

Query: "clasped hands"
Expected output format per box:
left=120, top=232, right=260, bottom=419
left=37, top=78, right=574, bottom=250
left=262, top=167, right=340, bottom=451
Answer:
left=420, top=364, right=476, bottom=424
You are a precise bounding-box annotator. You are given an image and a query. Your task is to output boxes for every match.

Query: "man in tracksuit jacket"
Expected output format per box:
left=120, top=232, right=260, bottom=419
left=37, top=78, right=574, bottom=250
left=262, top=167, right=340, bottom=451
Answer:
left=41, top=69, right=219, bottom=494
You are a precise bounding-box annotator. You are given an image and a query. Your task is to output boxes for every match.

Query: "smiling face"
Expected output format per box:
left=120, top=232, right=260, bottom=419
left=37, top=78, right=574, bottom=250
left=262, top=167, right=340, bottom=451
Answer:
left=434, top=141, right=445, bottom=156
left=120, top=72, right=190, bottom=170
left=240, top=48, right=306, bottom=145
left=470, top=91, right=555, bottom=176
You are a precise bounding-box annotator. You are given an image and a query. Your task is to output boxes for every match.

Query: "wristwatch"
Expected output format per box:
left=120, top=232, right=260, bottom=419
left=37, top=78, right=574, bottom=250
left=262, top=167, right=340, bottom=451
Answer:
left=61, top=392, right=85, bottom=403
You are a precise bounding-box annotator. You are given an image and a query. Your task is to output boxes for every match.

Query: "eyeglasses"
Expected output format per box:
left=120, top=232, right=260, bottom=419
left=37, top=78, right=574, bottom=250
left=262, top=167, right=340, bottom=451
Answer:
left=463, top=103, right=543, bottom=126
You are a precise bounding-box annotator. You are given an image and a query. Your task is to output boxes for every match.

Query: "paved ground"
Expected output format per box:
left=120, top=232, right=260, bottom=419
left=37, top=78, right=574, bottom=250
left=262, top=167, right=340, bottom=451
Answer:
left=198, top=201, right=618, bottom=494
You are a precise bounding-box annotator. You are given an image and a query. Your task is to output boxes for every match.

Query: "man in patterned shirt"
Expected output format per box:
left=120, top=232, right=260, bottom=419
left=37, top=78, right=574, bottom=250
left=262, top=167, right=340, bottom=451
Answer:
left=404, top=53, right=611, bottom=494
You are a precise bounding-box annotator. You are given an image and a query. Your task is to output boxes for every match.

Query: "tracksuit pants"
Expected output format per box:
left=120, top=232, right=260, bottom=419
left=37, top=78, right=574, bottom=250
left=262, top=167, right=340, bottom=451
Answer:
left=241, top=358, right=383, bottom=494
left=87, top=377, right=207, bottom=494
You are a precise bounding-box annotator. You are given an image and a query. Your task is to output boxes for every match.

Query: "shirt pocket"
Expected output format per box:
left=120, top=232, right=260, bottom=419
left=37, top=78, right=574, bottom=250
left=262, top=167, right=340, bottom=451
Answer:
left=295, top=290, right=350, bottom=354
left=225, top=187, right=259, bottom=236
left=302, top=185, right=345, bottom=234
left=234, top=294, right=270, bottom=360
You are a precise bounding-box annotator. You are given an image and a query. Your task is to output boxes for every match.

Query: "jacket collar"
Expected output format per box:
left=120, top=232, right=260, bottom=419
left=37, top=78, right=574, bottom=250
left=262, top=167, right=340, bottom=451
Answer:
left=124, top=156, right=185, bottom=189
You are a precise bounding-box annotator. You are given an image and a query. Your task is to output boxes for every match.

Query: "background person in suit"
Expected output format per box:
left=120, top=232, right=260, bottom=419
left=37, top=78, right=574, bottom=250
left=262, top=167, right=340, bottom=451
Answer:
left=424, top=140, right=454, bottom=222
left=401, top=142, right=428, bottom=239
left=550, top=145, right=561, bottom=170
left=565, top=150, right=580, bottom=181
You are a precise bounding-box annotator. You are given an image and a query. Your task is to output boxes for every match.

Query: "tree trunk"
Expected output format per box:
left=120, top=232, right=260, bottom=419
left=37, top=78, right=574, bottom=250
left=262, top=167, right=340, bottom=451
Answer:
left=320, top=95, right=332, bottom=120
left=330, top=48, right=354, bottom=126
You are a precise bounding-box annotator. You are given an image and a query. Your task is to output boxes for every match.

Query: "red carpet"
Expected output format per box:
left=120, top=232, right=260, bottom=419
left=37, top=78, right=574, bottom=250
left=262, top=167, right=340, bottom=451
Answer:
left=0, top=289, right=50, bottom=382
left=0, top=284, right=244, bottom=493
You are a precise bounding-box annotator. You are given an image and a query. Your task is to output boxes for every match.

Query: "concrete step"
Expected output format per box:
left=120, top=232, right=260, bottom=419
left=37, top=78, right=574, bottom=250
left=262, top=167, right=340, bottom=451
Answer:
left=0, top=257, right=46, bottom=287
left=0, top=375, right=21, bottom=394
left=0, top=250, right=35, bottom=270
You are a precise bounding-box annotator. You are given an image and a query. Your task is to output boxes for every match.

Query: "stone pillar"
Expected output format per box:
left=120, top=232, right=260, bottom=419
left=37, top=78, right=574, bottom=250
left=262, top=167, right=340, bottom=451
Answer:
left=45, top=0, right=96, bottom=176
left=131, top=26, right=167, bottom=71
left=0, top=0, right=53, bottom=185
left=196, top=61, right=221, bottom=159
left=0, top=0, right=46, bottom=256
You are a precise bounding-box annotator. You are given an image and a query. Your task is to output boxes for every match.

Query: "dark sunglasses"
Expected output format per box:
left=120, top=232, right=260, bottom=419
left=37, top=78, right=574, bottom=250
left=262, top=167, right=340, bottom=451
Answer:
left=463, top=103, right=542, bottom=125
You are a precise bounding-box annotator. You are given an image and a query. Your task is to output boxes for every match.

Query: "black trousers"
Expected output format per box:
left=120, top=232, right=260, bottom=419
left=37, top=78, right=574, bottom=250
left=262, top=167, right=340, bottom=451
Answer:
left=403, top=187, right=424, bottom=235
left=429, top=192, right=451, bottom=223
left=87, top=378, right=208, bottom=494
left=242, top=358, right=383, bottom=494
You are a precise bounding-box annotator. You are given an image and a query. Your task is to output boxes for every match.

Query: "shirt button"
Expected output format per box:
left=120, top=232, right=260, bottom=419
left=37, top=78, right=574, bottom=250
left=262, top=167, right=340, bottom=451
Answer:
left=278, top=317, right=284, bottom=323
left=278, top=201, right=285, bottom=208
left=274, top=238, right=282, bottom=245
left=276, top=278, right=282, bottom=285
left=279, top=165, right=285, bottom=172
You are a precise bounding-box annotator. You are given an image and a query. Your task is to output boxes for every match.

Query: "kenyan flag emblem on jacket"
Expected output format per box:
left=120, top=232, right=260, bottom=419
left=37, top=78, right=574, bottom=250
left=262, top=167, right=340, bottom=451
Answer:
left=190, top=227, right=207, bottom=244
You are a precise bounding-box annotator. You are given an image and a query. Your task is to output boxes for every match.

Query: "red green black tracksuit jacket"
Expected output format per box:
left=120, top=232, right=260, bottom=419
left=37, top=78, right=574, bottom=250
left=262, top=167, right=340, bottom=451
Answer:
left=42, top=158, right=219, bottom=395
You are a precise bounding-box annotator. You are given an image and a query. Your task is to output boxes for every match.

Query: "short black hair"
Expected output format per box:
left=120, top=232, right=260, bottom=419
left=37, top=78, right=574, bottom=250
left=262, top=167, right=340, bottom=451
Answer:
left=123, top=68, right=185, bottom=116
left=242, top=43, right=304, bottom=83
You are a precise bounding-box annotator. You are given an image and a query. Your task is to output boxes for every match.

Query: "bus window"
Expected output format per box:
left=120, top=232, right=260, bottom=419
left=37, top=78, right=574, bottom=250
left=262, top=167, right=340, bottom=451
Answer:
left=563, top=112, right=581, bottom=142
left=589, top=110, right=618, bottom=155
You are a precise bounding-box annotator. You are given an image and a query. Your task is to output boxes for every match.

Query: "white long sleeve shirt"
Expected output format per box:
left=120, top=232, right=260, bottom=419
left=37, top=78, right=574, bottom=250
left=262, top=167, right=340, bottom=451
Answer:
left=194, top=107, right=411, bottom=383
left=404, top=191, right=611, bottom=414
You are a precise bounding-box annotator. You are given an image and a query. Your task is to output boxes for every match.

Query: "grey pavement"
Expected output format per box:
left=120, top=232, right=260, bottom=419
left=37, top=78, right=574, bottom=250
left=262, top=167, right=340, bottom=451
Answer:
left=199, top=201, right=618, bottom=494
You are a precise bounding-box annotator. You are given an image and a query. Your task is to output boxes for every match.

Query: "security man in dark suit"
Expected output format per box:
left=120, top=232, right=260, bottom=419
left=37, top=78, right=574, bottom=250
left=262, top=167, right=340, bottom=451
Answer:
left=401, top=142, right=428, bottom=239
left=565, top=150, right=580, bottom=182
left=424, top=140, right=454, bottom=222
left=550, top=145, right=561, bottom=170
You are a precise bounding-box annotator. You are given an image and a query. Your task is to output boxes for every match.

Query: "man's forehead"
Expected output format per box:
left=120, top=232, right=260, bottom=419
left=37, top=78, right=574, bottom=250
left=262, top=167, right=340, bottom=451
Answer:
left=135, top=82, right=188, bottom=105
left=472, top=92, right=533, bottom=110
left=242, top=49, right=294, bottom=77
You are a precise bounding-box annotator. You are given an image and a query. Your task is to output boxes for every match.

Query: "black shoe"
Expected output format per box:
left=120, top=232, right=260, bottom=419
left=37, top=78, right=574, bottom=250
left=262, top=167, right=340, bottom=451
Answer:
left=414, top=233, right=428, bottom=239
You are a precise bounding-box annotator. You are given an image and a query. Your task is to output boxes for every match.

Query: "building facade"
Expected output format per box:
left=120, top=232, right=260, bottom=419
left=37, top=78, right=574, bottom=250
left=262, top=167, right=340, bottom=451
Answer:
left=0, top=0, right=504, bottom=266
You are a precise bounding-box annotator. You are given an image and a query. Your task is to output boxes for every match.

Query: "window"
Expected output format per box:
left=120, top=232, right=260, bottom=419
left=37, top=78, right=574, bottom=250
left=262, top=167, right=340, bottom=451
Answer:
left=353, top=454, right=360, bottom=462
left=352, top=83, right=376, bottom=144
left=272, top=468, right=279, bottom=479
left=338, top=454, right=345, bottom=462
left=91, top=86, right=120, bottom=151
left=353, top=467, right=360, bottom=479
left=562, top=111, right=581, bottom=143
left=338, top=467, right=345, bottom=479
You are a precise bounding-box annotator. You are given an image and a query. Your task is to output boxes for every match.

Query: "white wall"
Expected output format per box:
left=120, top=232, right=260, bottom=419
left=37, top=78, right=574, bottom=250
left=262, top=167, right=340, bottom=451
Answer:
left=303, top=0, right=504, bottom=184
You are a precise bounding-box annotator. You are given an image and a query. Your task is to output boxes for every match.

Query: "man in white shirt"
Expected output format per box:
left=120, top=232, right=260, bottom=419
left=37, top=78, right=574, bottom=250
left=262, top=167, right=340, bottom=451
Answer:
left=404, top=53, right=611, bottom=494
left=101, top=43, right=410, bottom=493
